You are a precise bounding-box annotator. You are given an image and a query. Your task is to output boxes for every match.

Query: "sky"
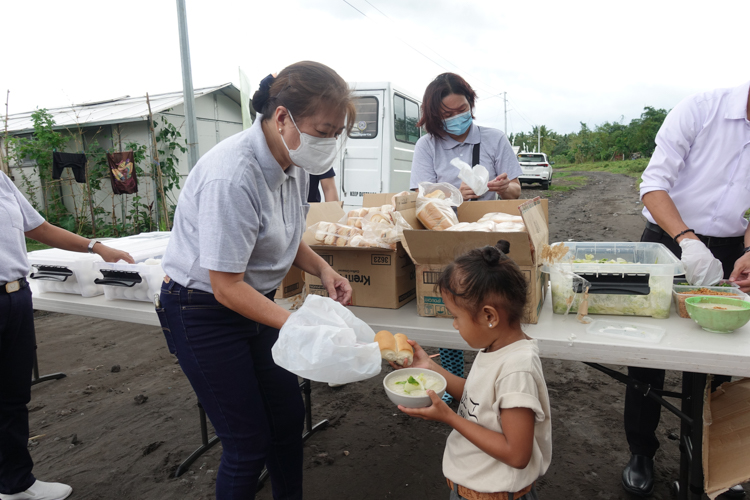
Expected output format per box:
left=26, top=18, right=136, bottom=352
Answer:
left=3, top=0, right=749, bottom=136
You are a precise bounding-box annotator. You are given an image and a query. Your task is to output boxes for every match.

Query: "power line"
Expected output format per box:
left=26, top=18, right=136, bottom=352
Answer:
left=341, top=0, right=455, bottom=75
left=507, top=99, right=537, bottom=129
left=343, top=0, right=502, bottom=98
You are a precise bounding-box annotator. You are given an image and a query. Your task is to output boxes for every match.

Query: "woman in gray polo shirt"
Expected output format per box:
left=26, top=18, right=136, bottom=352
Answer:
left=158, top=62, right=353, bottom=500
left=410, top=73, right=523, bottom=400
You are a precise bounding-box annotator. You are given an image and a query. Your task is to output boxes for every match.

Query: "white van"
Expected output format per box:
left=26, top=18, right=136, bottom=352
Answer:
left=331, top=82, right=422, bottom=209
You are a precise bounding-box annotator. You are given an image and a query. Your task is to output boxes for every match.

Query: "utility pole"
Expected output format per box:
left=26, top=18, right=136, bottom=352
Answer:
left=537, top=127, right=541, bottom=153
left=503, top=92, right=507, bottom=135
left=176, top=0, right=199, bottom=171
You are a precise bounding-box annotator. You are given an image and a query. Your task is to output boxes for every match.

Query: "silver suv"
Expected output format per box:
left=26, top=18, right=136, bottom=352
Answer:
left=517, top=152, right=553, bottom=190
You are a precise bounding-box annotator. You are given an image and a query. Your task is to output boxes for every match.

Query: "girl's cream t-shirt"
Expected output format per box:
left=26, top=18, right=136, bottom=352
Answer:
left=443, top=339, right=552, bottom=493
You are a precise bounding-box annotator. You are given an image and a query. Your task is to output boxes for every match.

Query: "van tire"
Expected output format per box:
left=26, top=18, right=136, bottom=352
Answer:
left=541, top=181, right=550, bottom=190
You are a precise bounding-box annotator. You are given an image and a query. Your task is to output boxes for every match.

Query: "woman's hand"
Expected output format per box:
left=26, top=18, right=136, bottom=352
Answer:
left=94, top=243, right=134, bottom=264
left=459, top=182, right=478, bottom=201
left=320, top=267, right=352, bottom=305
left=730, top=252, right=750, bottom=293
left=487, top=173, right=510, bottom=194
left=388, top=340, right=438, bottom=371
left=398, top=390, right=454, bottom=423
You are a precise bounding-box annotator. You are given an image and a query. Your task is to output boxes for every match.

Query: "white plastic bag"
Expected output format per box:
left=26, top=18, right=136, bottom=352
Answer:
left=450, top=157, right=489, bottom=197
left=271, top=295, right=382, bottom=384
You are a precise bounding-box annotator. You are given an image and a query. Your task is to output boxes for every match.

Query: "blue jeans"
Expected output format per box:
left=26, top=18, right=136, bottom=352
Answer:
left=0, top=285, right=37, bottom=494
left=157, top=280, right=304, bottom=500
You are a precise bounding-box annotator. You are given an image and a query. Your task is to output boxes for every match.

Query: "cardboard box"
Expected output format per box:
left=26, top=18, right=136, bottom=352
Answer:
left=275, top=265, right=305, bottom=299
left=703, top=377, right=750, bottom=500
left=302, top=200, right=416, bottom=309
left=401, top=198, right=549, bottom=324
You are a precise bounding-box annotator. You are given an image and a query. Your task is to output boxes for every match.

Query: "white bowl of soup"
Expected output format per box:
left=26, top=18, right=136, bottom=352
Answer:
left=383, top=368, right=447, bottom=408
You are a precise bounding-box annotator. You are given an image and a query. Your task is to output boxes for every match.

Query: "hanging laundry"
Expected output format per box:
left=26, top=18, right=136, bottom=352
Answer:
left=106, top=151, right=138, bottom=194
left=52, top=152, right=87, bottom=183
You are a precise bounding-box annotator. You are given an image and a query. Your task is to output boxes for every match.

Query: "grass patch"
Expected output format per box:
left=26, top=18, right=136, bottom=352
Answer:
left=554, top=158, right=648, bottom=188
left=555, top=158, right=648, bottom=176
left=549, top=175, right=587, bottom=192
left=26, top=238, right=50, bottom=252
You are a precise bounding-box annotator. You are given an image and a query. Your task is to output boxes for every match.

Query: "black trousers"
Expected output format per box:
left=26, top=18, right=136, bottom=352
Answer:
left=0, top=286, right=37, bottom=494
left=624, top=227, right=743, bottom=457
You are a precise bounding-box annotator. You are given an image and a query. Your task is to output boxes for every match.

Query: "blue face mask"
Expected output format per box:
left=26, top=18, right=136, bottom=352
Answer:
left=443, top=110, right=473, bottom=135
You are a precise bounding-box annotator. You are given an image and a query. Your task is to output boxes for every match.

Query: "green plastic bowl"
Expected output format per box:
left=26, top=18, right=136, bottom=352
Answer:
left=685, top=296, right=750, bottom=333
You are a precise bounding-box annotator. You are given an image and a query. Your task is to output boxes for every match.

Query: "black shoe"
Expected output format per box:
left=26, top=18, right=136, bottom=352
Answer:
left=622, top=454, right=655, bottom=497
left=721, top=485, right=747, bottom=499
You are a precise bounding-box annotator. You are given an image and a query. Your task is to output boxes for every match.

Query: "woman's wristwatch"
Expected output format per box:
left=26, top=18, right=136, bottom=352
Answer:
left=744, top=246, right=750, bottom=254
left=87, top=239, right=99, bottom=253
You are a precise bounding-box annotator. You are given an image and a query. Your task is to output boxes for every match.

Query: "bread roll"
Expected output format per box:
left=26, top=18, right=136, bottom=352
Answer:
left=324, top=230, right=337, bottom=245
left=375, top=330, right=397, bottom=362
left=335, top=226, right=351, bottom=246
left=314, top=222, right=331, bottom=242
left=446, top=222, right=470, bottom=232
left=394, top=333, right=413, bottom=366
left=425, top=190, right=446, bottom=200
left=369, top=213, right=388, bottom=224
left=417, top=202, right=455, bottom=231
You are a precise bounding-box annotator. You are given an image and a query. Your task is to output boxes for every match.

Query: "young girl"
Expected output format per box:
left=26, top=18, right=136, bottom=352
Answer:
left=397, top=240, right=551, bottom=500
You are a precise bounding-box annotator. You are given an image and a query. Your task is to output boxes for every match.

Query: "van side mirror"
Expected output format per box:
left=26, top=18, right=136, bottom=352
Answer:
left=550, top=161, right=555, bottom=165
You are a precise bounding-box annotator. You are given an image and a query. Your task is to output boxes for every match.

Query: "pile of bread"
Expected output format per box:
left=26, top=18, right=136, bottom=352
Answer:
left=311, top=204, right=407, bottom=250
left=446, top=212, right=526, bottom=232
left=312, top=222, right=373, bottom=247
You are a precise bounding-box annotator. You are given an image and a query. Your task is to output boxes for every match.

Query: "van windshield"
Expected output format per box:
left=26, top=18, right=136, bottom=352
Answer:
left=348, top=96, right=379, bottom=139
left=518, top=154, right=546, bottom=163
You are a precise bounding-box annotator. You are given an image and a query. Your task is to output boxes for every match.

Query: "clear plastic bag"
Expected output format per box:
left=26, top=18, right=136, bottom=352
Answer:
left=415, top=182, right=462, bottom=231
left=310, top=222, right=363, bottom=246
left=450, top=157, right=489, bottom=197
left=271, top=295, right=382, bottom=384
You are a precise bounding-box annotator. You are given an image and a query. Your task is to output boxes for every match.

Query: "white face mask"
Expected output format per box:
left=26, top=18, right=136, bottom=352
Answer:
left=279, top=111, right=338, bottom=175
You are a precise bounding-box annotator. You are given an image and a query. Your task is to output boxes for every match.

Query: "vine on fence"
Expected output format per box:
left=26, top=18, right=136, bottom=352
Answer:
left=7, top=109, right=186, bottom=237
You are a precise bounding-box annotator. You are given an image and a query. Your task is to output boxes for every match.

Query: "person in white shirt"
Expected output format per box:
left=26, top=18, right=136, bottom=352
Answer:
left=394, top=240, right=551, bottom=500
left=623, top=81, right=750, bottom=498
left=0, top=171, right=132, bottom=500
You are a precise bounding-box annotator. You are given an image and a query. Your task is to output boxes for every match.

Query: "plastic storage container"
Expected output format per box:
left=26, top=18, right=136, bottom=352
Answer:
left=28, top=249, right=105, bottom=297
left=96, top=232, right=170, bottom=303
left=672, top=285, right=747, bottom=319
left=543, top=242, right=684, bottom=319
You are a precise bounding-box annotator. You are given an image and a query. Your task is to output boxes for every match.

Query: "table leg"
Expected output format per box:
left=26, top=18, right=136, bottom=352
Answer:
left=174, top=403, right=221, bottom=478
left=688, top=372, right=707, bottom=500
left=677, top=372, right=692, bottom=500
left=30, top=345, right=66, bottom=387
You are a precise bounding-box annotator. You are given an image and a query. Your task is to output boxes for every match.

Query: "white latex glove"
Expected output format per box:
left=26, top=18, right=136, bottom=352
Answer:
left=679, top=238, right=723, bottom=286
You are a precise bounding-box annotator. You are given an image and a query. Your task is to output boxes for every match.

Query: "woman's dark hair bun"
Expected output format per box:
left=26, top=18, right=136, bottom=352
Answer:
left=251, top=74, right=276, bottom=114
left=495, top=239, right=511, bottom=255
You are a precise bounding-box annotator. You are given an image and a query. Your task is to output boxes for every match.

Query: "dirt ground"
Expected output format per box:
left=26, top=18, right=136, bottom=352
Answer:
left=26, top=171, right=746, bottom=500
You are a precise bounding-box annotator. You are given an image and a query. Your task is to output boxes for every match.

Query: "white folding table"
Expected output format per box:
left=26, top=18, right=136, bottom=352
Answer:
left=31, top=284, right=750, bottom=499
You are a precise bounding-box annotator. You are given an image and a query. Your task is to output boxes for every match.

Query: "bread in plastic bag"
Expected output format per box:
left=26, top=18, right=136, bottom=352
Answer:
left=271, top=295, right=381, bottom=384
left=310, top=222, right=363, bottom=246
left=478, top=212, right=524, bottom=224
left=450, top=157, right=489, bottom=197
left=416, top=182, right=462, bottom=231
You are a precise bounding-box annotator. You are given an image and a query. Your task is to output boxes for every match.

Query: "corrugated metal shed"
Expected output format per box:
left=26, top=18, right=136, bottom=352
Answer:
left=5, top=83, right=241, bottom=134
